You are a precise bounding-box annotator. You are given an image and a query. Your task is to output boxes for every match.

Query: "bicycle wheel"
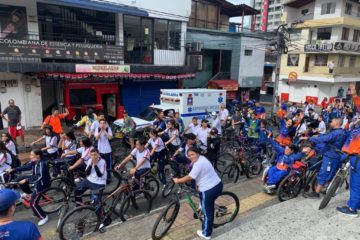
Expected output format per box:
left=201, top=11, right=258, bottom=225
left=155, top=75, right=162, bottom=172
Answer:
left=220, top=164, right=240, bottom=185
left=319, top=175, right=342, bottom=210
left=162, top=181, right=175, bottom=198
left=59, top=206, right=100, bottom=240
left=51, top=177, right=73, bottom=196
left=119, top=190, right=152, bottom=222
left=203, top=191, right=239, bottom=228
left=104, top=170, right=121, bottom=194
left=247, top=156, right=263, bottom=177
left=216, top=153, right=235, bottom=173
left=56, top=204, right=69, bottom=232
left=41, top=187, right=66, bottom=214
left=277, top=174, right=302, bottom=202
left=145, top=175, right=160, bottom=199
left=151, top=200, right=180, bottom=240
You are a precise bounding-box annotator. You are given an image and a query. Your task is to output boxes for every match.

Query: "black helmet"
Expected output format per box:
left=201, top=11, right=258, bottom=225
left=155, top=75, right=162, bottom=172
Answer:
left=210, top=128, right=218, bottom=135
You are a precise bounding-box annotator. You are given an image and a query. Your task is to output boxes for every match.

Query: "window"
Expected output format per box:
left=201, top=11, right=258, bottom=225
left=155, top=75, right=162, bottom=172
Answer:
left=317, top=27, right=332, bottom=40
left=70, top=89, right=97, bottom=106
left=287, top=54, right=299, bottom=66
left=244, top=50, right=253, bottom=56
left=169, top=21, right=181, bottom=50
left=338, top=55, right=345, bottom=67
left=301, top=9, right=309, bottom=15
left=154, top=19, right=168, bottom=50
left=358, top=6, right=360, bottom=17
left=353, top=30, right=360, bottom=42
left=342, top=27, right=350, bottom=41
left=290, top=29, right=301, bottom=41
left=321, top=2, right=336, bottom=15
left=349, top=56, right=356, bottom=67
left=315, top=55, right=328, bottom=66
left=345, top=3, right=352, bottom=15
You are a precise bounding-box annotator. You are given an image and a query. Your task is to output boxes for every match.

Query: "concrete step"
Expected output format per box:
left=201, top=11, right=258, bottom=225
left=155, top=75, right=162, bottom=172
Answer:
left=213, top=189, right=359, bottom=240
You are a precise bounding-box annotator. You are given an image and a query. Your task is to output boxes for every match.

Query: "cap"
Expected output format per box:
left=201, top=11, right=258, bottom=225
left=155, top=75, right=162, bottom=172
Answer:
left=43, top=124, right=53, bottom=130
left=0, top=189, right=20, bottom=211
left=308, top=108, right=314, bottom=111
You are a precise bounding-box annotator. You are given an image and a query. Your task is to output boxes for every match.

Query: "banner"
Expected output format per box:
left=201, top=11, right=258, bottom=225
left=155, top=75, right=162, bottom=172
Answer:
left=304, top=43, right=333, bottom=52
left=0, top=38, right=124, bottom=62
left=261, top=0, right=269, bottom=32
left=0, top=4, right=28, bottom=39
left=334, top=42, right=360, bottom=53
left=76, top=64, right=130, bottom=73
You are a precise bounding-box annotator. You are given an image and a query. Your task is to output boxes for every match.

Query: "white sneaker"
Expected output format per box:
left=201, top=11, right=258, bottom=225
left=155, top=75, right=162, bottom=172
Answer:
left=197, top=230, right=211, bottom=239
left=38, top=215, right=48, bottom=226
left=265, top=184, right=276, bottom=190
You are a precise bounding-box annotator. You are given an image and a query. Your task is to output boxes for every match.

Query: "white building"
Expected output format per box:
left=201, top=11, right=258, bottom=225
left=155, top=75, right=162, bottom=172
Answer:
left=278, top=0, right=360, bottom=104
left=252, top=0, right=285, bottom=31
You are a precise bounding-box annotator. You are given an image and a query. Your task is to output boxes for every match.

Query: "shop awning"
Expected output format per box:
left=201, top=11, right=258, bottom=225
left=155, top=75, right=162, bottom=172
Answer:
left=44, top=0, right=149, bottom=16
left=208, top=80, right=239, bottom=91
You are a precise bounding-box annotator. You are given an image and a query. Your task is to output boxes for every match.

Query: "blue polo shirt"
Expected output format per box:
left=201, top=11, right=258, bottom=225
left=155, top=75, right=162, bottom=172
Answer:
left=0, top=221, right=42, bottom=240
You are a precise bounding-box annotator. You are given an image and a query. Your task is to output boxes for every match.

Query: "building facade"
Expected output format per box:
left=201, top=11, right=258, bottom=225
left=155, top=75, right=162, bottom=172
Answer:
left=278, top=0, right=360, bottom=104
left=252, top=0, right=285, bottom=31
left=0, top=0, right=194, bottom=127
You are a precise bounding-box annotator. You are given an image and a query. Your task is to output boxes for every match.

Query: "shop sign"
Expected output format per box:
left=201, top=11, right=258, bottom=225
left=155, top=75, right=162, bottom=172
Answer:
left=334, top=42, right=360, bottom=52
left=288, top=71, right=298, bottom=81
left=0, top=38, right=124, bottom=62
left=75, top=64, right=130, bottom=73
left=304, top=43, right=333, bottom=52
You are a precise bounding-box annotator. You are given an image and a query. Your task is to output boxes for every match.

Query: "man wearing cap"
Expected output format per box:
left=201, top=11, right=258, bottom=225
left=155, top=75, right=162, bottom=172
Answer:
left=0, top=189, right=43, bottom=240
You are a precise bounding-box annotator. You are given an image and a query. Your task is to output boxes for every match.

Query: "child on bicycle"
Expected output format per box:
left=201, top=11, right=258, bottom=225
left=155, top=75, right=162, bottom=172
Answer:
left=115, top=138, right=151, bottom=189
left=31, top=125, right=59, bottom=161
left=0, top=142, right=13, bottom=183
left=7, top=149, right=51, bottom=226
left=74, top=148, right=107, bottom=206
left=145, top=129, right=167, bottom=185
left=52, top=130, right=78, bottom=177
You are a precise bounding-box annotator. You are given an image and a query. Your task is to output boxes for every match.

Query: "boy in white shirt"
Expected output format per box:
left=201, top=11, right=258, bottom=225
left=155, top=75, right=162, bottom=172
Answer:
left=95, top=119, right=113, bottom=182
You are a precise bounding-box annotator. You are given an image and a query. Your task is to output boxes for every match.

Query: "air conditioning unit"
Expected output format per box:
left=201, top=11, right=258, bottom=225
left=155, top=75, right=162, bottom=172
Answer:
left=188, top=55, right=203, bottom=71
left=191, top=42, right=203, bottom=53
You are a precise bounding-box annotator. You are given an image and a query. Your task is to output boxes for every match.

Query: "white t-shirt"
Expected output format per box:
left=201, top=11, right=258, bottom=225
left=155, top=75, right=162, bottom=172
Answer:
left=131, top=148, right=151, bottom=170
left=77, top=146, right=93, bottom=164
left=0, top=152, right=12, bottom=173
left=189, top=155, right=221, bottom=192
left=86, top=158, right=107, bottom=185
left=188, top=123, right=200, bottom=134
left=318, top=121, right=326, bottom=134
left=43, top=135, right=58, bottom=154
left=220, top=109, right=229, bottom=121
left=5, top=141, right=16, bottom=156
left=212, top=118, right=222, bottom=135
left=147, top=137, right=165, bottom=152
left=196, top=127, right=211, bottom=146
left=64, top=140, right=77, bottom=157
left=165, top=128, right=181, bottom=146
left=95, top=127, right=113, bottom=154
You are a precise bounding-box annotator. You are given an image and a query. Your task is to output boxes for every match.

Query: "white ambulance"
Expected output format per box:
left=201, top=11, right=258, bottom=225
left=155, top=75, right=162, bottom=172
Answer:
left=113, top=89, right=226, bottom=130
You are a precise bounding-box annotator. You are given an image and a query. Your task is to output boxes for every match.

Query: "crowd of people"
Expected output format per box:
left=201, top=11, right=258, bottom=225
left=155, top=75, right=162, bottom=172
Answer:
left=0, top=83, right=359, bottom=239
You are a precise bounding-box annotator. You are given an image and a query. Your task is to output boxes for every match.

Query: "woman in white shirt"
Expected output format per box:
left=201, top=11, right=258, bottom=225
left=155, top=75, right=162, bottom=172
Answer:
left=31, top=125, right=58, bottom=160
left=145, top=129, right=167, bottom=185
left=0, top=142, right=12, bottom=179
left=1, top=132, right=16, bottom=156
left=173, top=147, right=223, bottom=239
left=164, top=120, right=181, bottom=156
left=116, top=139, right=151, bottom=189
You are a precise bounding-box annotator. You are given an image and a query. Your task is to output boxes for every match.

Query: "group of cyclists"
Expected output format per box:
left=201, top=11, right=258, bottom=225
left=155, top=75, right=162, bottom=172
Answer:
left=0, top=83, right=359, bottom=240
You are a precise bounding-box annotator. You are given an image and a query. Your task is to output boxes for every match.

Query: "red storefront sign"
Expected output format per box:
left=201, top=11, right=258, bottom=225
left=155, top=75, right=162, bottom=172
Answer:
left=261, top=0, right=269, bottom=32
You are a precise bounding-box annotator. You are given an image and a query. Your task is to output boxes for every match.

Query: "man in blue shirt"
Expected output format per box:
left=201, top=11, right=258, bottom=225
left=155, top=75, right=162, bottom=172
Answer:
left=0, top=189, right=43, bottom=240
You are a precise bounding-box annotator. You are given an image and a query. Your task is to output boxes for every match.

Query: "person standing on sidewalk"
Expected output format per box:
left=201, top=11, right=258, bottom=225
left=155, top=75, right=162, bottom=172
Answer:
left=1, top=99, right=25, bottom=146
left=0, top=189, right=43, bottom=240
left=173, top=147, right=222, bottom=240
left=41, top=107, right=69, bottom=135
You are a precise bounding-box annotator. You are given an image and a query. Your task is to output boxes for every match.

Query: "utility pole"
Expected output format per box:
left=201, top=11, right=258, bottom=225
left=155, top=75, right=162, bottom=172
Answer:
left=272, top=24, right=289, bottom=113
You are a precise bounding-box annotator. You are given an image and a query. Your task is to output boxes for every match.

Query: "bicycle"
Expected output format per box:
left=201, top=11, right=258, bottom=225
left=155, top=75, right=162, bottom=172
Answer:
left=151, top=182, right=239, bottom=240
left=319, top=151, right=353, bottom=210
left=58, top=170, right=153, bottom=239
left=0, top=172, right=66, bottom=214
left=277, top=157, right=322, bottom=202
